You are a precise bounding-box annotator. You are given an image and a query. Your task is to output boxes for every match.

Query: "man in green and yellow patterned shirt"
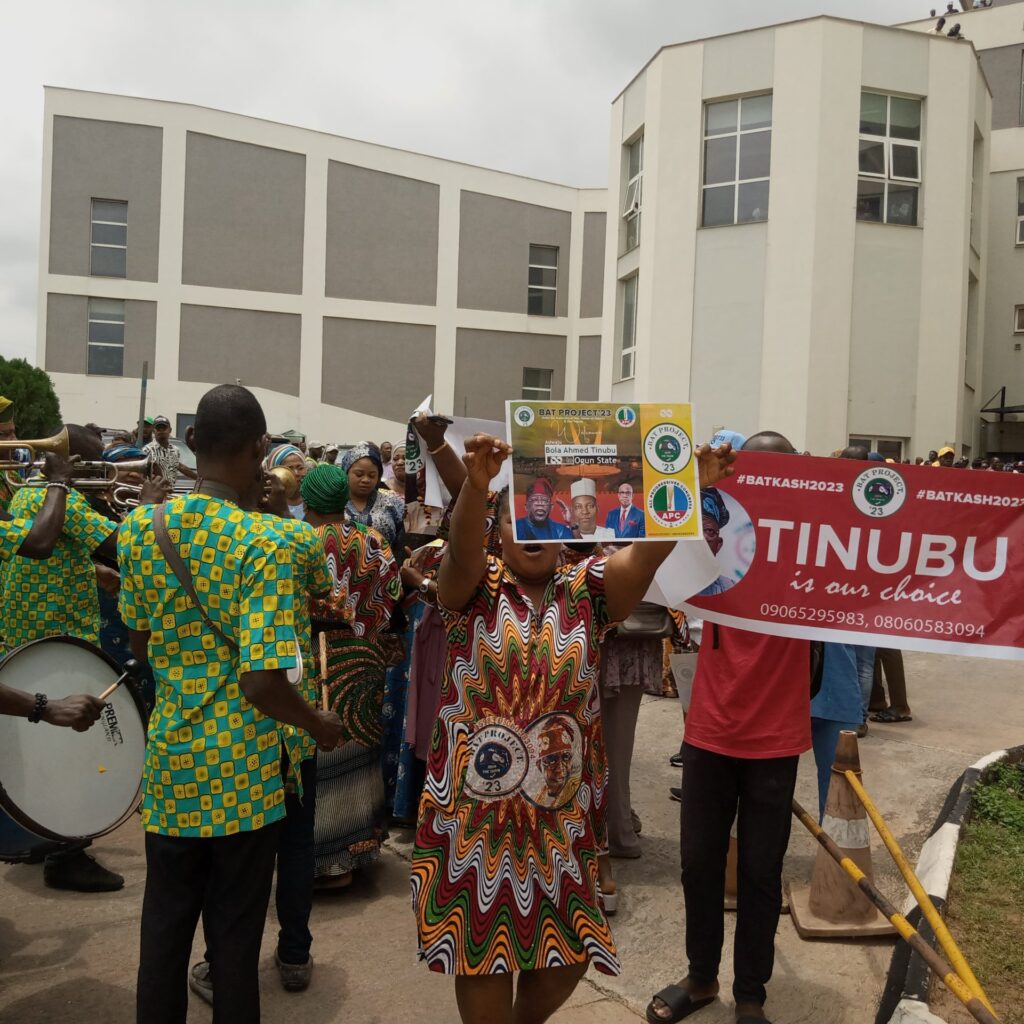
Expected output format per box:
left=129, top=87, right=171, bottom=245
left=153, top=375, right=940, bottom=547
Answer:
left=119, top=385, right=342, bottom=1024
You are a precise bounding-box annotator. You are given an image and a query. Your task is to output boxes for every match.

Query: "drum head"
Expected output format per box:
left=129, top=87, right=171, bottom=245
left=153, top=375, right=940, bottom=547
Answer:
left=0, top=637, right=145, bottom=842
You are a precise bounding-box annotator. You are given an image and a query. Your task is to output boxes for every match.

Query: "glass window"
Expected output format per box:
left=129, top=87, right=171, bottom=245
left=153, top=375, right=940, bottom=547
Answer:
left=1017, top=179, right=1024, bottom=245
left=522, top=367, right=554, bottom=401
left=527, top=244, right=557, bottom=316
left=1015, top=306, right=1024, bottom=333
left=857, top=93, right=922, bottom=226
left=90, top=199, right=127, bottom=278
left=619, top=276, right=638, bottom=381
left=87, top=298, right=125, bottom=377
left=623, top=135, right=643, bottom=252
left=701, top=94, right=772, bottom=227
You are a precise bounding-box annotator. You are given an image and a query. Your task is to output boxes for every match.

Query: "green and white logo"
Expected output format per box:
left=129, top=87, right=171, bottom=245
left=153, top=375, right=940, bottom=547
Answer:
left=513, top=405, right=535, bottom=428
left=851, top=467, right=907, bottom=519
left=643, top=422, right=692, bottom=474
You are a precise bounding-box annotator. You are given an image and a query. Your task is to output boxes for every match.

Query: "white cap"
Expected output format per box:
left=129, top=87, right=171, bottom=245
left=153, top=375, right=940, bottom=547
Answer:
left=570, top=478, right=597, bottom=500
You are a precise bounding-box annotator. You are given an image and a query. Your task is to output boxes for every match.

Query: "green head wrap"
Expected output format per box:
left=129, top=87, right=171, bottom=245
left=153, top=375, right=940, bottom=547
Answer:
left=301, top=463, right=349, bottom=514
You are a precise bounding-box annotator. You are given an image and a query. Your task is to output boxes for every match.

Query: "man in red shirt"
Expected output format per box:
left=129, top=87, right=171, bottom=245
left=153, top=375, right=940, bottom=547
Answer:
left=648, top=430, right=810, bottom=1024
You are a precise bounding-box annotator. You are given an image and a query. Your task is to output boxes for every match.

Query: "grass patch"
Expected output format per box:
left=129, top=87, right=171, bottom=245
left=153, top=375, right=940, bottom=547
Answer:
left=941, top=763, right=1024, bottom=1023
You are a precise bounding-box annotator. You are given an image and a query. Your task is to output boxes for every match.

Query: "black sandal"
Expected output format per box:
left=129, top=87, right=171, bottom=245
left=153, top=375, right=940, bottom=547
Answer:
left=870, top=708, right=912, bottom=723
left=645, top=985, right=715, bottom=1023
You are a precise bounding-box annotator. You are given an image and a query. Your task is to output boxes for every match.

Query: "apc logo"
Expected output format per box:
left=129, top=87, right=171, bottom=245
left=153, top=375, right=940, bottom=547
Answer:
left=851, top=467, right=907, bottom=519
left=615, top=406, right=637, bottom=428
left=647, top=479, right=695, bottom=528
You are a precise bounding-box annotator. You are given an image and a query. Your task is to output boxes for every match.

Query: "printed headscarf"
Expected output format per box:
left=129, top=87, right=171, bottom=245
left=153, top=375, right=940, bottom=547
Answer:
left=341, top=442, right=383, bottom=477
left=300, top=463, right=350, bottom=514
left=102, top=444, right=146, bottom=463
left=266, top=443, right=304, bottom=469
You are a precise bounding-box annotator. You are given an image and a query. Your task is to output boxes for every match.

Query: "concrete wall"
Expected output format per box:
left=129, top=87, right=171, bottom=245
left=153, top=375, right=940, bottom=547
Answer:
left=457, top=192, right=571, bottom=316
left=182, top=133, right=306, bottom=294
left=48, top=117, right=162, bottom=281
left=577, top=334, right=601, bottom=400
left=45, top=293, right=157, bottom=377
left=979, top=45, right=1023, bottom=130
left=453, top=328, right=566, bottom=419
left=580, top=213, right=606, bottom=317
left=321, top=318, right=435, bottom=421
left=325, top=163, right=438, bottom=305
left=178, top=304, right=301, bottom=395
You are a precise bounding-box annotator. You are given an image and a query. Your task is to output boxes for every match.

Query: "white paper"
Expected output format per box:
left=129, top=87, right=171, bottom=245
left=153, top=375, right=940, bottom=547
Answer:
left=422, top=415, right=510, bottom=509
left=642, top=539, right=721, bottom=609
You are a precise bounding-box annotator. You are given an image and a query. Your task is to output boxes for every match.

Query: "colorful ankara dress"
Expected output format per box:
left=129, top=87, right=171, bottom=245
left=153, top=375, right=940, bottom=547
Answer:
left=309, top=521, right=401, bottom=878
left=412, top=555, right=619, bottom=976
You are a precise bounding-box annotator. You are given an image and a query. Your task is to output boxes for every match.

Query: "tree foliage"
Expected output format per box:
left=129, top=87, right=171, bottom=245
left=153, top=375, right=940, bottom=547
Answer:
left=0, top=358, right=63, bottom=439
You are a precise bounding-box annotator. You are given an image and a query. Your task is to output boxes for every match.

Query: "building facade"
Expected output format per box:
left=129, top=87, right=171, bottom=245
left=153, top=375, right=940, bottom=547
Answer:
left=36, top=9, right=1022, bottom=461
left=38, top=89, right=606, bottom=439
left=602, top=16, right=991, bottom=460
left=903, top=1, right=1024, bottom=456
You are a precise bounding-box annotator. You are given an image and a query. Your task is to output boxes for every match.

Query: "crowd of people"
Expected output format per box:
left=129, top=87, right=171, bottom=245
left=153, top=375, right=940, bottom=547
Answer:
left=0, top=385, right=1014, bottom=1024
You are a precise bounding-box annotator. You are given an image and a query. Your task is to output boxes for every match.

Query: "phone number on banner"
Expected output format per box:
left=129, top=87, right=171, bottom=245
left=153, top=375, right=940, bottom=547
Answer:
left=758, top=603, right=986, bottom=637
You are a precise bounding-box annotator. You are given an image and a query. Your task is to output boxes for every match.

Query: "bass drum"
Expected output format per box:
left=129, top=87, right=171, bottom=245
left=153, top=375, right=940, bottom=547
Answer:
left=0, top=636, right=146, bottom=863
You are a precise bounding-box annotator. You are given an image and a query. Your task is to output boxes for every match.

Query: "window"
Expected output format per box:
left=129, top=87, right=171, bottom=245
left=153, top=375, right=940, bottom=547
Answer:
left=1017, top=179, right=1024, bottom=245
left=849, top=436, right=904, bottom=461
left=702, top=94, right=772, bottom=227
left=1015, top=306, right=1024, bottom=334
left=88, top=298, right=125, bottom=376
left=856, top=93, right=921, bottom=226
left=528, top=245, right=557, bottom=316
left=90, top=199, right=127, bottom=277
left=619, top=275, right=638, bottom=381
left=1020, top=51, right=1024, bottom=126
left=623, top=135, right=643, bottom=251
left=522, top=367, right=553, bottom=401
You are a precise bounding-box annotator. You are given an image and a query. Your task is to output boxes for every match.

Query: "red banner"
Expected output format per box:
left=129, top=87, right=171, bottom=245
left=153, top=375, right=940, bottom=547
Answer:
left=683, top=453, right=1024, bottom=660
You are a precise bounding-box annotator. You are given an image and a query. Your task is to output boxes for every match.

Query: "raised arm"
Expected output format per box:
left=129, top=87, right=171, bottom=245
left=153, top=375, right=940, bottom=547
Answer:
left=413, top=413, right=468, bottom=498
left=8, top=452, right=76, bottom=559
left=436, top=433, right=511, bottom=612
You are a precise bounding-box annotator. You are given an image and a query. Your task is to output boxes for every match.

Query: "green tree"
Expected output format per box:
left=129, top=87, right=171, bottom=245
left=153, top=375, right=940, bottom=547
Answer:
left=0, top=358, right=62, bottom=439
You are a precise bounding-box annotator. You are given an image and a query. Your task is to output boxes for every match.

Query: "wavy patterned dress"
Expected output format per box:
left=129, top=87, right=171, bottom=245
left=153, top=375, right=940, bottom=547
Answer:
left=411, top=555, right=619, bottom=976
left=310, top=521, right=401, bottom=877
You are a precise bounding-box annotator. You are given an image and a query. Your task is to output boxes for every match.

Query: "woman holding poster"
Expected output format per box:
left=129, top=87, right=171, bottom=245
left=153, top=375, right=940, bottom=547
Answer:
left=411, top=432, right=734, bottom=1024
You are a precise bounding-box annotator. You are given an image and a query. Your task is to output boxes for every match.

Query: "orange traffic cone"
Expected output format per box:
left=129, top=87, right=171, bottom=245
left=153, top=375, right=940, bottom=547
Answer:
left=789, top=730, right=895, bottom=938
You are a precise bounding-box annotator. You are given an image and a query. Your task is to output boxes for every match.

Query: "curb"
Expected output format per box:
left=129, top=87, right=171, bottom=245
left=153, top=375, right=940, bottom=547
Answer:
left=874, top=743, right=1024, bottom=1023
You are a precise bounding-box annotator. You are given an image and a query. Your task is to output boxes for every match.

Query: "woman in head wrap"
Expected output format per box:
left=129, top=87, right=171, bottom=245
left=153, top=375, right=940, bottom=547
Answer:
left=341, top=443, right=404, bottom=547
left=301, top=464, right=402, bottom=886
left=266, top=443, right=309, bottom=520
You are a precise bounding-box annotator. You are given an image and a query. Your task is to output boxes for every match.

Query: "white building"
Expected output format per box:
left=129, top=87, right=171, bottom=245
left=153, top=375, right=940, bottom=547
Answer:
left=36, top=8, right=1024, bottom=461
left=602, top=15, right=991, bottom=460
left=38, top=89, right=607, bottom=440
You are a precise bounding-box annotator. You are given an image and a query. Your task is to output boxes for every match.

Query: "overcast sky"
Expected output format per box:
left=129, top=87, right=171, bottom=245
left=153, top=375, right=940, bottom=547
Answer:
left=1, top=0, right=933, bottom=363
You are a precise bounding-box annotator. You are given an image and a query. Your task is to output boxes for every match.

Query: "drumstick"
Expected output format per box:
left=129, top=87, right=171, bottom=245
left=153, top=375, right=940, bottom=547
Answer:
left=318, top=632, right=329, bottom=712
left=98, top=669, right=131, bottom=702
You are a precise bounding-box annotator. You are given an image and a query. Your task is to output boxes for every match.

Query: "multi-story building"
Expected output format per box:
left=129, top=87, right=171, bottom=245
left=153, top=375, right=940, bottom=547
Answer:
left=36, top=8, right=1022, bottom=460
left=38, top=88, right=607, bottom=439
left=903, top=0, right=1024, bottom=457
left=602, top=15, right=991, bottom=459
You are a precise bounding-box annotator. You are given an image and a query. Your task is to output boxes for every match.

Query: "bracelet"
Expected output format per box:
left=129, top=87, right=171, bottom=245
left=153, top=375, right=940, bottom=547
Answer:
left=28, top=693, right=48, bottom=723
left=45, top=482, right=71, bottom=493
left=427, top=441, right=448, bottom=456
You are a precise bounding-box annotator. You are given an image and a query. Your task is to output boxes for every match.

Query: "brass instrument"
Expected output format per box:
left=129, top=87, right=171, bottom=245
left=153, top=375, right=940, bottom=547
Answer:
left=9, top=455, right=152, bottom=513
left=0, top=428, right=69, bottom=469
left=268, top=466, right=300, bottom=502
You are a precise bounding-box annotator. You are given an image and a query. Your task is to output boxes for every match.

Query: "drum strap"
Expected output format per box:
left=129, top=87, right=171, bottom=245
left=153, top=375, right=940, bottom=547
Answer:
left=152, top=504, right=239, bottom=653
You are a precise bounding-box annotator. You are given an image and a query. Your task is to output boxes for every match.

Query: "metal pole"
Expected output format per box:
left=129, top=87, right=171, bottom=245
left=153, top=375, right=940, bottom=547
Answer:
left=792, top=799, right=1000, bottom=1024
left=844, top=770, right=995, bottom=1015
left=136, top=360, right=149, bottom=448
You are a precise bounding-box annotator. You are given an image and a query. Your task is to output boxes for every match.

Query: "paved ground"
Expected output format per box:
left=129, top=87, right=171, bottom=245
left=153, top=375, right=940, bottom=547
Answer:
left=1, top=650, right=1021, bottom=1024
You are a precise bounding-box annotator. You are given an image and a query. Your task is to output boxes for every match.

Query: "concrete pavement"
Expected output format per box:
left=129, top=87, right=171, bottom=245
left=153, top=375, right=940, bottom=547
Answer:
left=1, top=650, right=1021, bottom=1024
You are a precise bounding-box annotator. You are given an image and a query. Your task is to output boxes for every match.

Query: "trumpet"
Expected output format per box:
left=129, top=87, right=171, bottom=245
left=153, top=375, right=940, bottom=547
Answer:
left=0, top=428, right=69, bottom=470
left=11, top=456, right=153, bottom=513
left=268, top=466, right=300, bottom=502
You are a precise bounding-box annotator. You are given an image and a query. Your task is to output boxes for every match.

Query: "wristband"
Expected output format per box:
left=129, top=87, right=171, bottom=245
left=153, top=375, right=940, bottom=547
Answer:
left=427, top=441, right=448, bottom=456
left=45, top=482, right=71, bottom=493
left=28, top=693, right=48, bottom=723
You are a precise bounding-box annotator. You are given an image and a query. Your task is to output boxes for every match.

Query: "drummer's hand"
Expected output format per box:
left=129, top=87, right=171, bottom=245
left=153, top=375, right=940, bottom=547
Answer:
left=311, top=709, right=344, bottom=751
left=139, top=466, right=173, bottom=506
left=45, top=694, right=106, bottom=731
left=95, top=564, right=120, bottom=596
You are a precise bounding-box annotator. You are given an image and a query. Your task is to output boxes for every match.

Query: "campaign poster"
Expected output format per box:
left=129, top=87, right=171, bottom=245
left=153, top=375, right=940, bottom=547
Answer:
left=683, top=452, right=1024, bottom=661
left=505, top=401, right=700, bottom=543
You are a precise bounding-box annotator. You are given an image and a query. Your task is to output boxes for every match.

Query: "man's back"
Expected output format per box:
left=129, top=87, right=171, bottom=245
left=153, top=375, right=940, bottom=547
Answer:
left=118, top=493, right=298, bottom=838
